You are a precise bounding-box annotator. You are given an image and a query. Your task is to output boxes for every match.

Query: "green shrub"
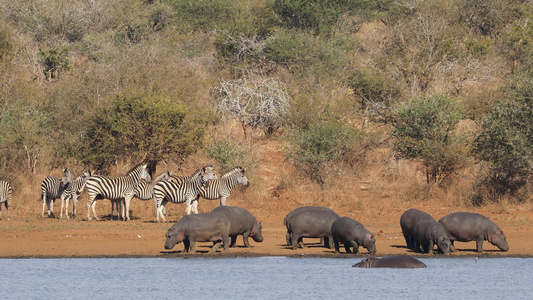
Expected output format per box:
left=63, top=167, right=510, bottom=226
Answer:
left=39, top=47, right=71, bottom=80
left=474, top=75, right=533, bottom=197
left=166, top=0, right=242, bottom=32
left=72, top=93, right=204, bottom=171
left=206, top=141, right=245, bottom=172
left=285, top=119, right=357, bottom=189
left=390, top=94, right=468, bottom=184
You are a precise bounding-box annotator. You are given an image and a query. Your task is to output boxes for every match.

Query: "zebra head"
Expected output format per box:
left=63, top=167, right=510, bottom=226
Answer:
left=62, top=168, right=72, bottom=187
left=129, top=163, right=151, bottom=183
left=235, top=166, right=250, bottom=188
left=200, top=165, right=217, bottom=188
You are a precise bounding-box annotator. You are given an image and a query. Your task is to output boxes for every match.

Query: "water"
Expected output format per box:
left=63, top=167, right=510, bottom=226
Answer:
left=0, top=257, right=531, bottom=300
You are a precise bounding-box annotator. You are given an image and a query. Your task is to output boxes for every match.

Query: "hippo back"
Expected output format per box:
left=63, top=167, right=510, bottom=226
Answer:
left=211, top=205, right=263, bottom=242
left=286, top=206, right=340, bottom=238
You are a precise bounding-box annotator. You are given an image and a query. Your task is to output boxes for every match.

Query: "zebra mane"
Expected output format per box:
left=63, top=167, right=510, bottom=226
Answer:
left=153, top=170, right=170, bottom=182
left=126, top=163, right=147, bottom=175
left=221, top=166, right=244, bottom=178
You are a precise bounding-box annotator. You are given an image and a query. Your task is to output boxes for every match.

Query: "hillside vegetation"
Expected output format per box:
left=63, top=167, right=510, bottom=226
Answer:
left=0, top=0, right=532, bottom=218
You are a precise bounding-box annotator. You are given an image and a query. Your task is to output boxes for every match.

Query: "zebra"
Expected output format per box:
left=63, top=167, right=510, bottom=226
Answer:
left=0, top=180, right=12, bottom=221
left=40, top=168, right=72, bottom=218
left=192, top=166, right=250, bottom=212
left=86, top=163, right=151, bottom=221
left=59, top=170, right=92, bottom=220
left=110, top=170, right=171, bottom=219
left=153, top=165, right=216, bottom=223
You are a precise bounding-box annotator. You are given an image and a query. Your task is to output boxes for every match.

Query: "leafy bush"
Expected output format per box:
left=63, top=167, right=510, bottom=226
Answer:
left=206, top=140, right=245, bottom=172
left=473, top=76, right=533, bottom=197
left=72, top=93, right=204, bottom=171
left=166, top=0, right=243, bottom=32
left=345, top=67, right=401, bottom=124
left=39, top=47, right=71, bottom=80
left=262, top=29, right=349, bottom=78
left=285, top=119, right=358, bottom=189
left=390, top=94, right=468, bottom=184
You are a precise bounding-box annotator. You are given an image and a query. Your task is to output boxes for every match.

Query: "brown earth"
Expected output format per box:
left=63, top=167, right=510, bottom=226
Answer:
left=1, top=140, right=532, bottom=258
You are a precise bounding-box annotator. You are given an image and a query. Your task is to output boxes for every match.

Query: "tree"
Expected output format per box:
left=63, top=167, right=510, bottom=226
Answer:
left=211, top=76, right=290, bottom=140
left=474, top=76, right=533, bottom=196
left=73, top=94, right=204, bottom=171
left=285, top=119, right=358, bottom=189
left=390, top=94, right=468, bottom=184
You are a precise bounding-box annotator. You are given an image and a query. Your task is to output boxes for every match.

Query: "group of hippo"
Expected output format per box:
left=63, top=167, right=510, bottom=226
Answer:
left=163, top=205, right=509, bottom=268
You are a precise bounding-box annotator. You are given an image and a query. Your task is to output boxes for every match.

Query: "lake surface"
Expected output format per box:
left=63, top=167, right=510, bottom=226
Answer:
left=0, top=257, right=531, bottom=299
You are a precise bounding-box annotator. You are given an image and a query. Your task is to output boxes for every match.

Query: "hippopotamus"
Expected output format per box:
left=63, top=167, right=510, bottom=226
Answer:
left=211, top=206, right=263, bottom=247
left=331, top=217, right=376, bottom=254
left=413, top=219, right=451, bottom=254
left=352, top=255, right=427, bottom=268
left=164, top=212, right=230, bottom=254
left=284, top=206, right=340, bottom=249
left=400, top=208, right=434, bottom=249
left=439, top=212, right=509, bottom=252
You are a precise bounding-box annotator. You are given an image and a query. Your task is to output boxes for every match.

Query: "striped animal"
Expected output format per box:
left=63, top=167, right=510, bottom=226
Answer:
left=86, top=163, right=150, bottom=221
left=40, top=168, right=72, bottom=218
left=0, top=180, right=12, bottom=221
left=60, top=170, right=92, bottom=219
left=154, top=165, right=216, bottom=223
left=192, top=166, right=249, bottom=212
left=110, top=170, right=171, bottom=219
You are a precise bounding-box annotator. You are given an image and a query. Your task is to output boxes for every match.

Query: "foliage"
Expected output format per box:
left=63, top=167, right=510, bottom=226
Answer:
left=165, top=0, right=243, bottom=32
left=0, top=22, right=14, bottom=61
left=262, top=29, right=350, bottom=78
left=390, top=94, right=468, bottom=184
left=212, top=76, right=291, bottom=139
left=285, top=119, right=358, bottom=189
left=267, top=0, right=393, bottom=36
left=473, top=75, right=533, bottom=197
left=206, top=140, right=245, bottom=172
left=39, top=47, right=71, bottom=80
left=345, top=67, right=401, bottom=123
left=73, top=94, right=204, bottom=171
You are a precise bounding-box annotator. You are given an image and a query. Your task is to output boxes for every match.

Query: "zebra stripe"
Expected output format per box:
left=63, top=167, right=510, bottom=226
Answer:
left=40, top=168, right=72, bottom=218
left=109, top=170, right=171, bottom=218
left=86, top=163, right=150, bottom=221
left=60, top=170, right=92, bottom=219
left=198, top=166, right=249, bottom=207
left=0, top=180, right=12, bottom=221
left=154, top=165, right=216, bottom=223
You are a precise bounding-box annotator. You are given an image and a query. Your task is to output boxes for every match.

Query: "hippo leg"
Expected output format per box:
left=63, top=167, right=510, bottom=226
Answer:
left=350, top=241, right=360, bottom=254
left=297, top=237, right=305, bottom=248
left=285, top=232, right=291, bottom=246
left=183, top=239, right=191, bottom=253
left=325, top=236, right=334, bottom=249
left=450, top=241, right=456, bottom=252
left=334, top=239, right=341, bottom=254
left=229, top=236, right=238, bottom=248
left=344, top=244, right=352, bottom=253
left=211, top=241, right=222, bottom=253
left=223, top=236, right=229, bottom=252
left=242, top=230, right=252, bottom=247
left=188, top=238, right=197, bottom=254
left=476, top=237, right=484, bottom=252
left=291, top=233, right=302, bottom=249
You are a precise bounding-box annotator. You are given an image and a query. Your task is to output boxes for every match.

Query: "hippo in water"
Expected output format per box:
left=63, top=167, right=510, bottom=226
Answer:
left=284, top=206, right=340, bottom=249
left=352, top=256, right=426, bottom=268
left=164, top=212, right=230, bottom=254
left=413, top=219, right=451, bottom=254
left=211, top=206, right=263, bottom=247
left=439, top=212, right=509, bottom=252
left=331, top=217, right=376, bottom=254
left=400, top=208, right=434, bottom=250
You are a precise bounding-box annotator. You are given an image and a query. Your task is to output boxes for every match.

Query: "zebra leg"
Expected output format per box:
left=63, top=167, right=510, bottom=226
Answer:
left=41, top=194, right=46, bottom=218
left=192, top=199, right=199, bottom=214
left=91, top=200, right=100, bottom=221
left=185, top=199, right=193, bottom=215
left=4, top=201, right=8, bottom=221
left=220, top=196, right=227, bottom=206
left=87, top=199, right=92, bottom=221
left=124, top=196, right=132, bottom=221
left=60, top=194, right=68, bottom=219
left=72, top=194, right=78, bottom=219
left=49, top=199, right=55, bottom=218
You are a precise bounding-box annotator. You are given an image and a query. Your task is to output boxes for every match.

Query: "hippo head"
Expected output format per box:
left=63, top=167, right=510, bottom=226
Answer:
left=363, top=234, right=377, bottom=254
left=437, top=236, right=452, bottom=254
left=352, top=258, right=372, bottom=268
left=489, top=229, right=509, bottom=251
left=164, top=226, right=185, bottom=250
left=251, top=221, right=264, bottom=243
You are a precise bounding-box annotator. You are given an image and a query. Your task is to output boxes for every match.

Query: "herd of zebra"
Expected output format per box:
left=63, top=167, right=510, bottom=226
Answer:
left=0, top=163, right=249, bottom=223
